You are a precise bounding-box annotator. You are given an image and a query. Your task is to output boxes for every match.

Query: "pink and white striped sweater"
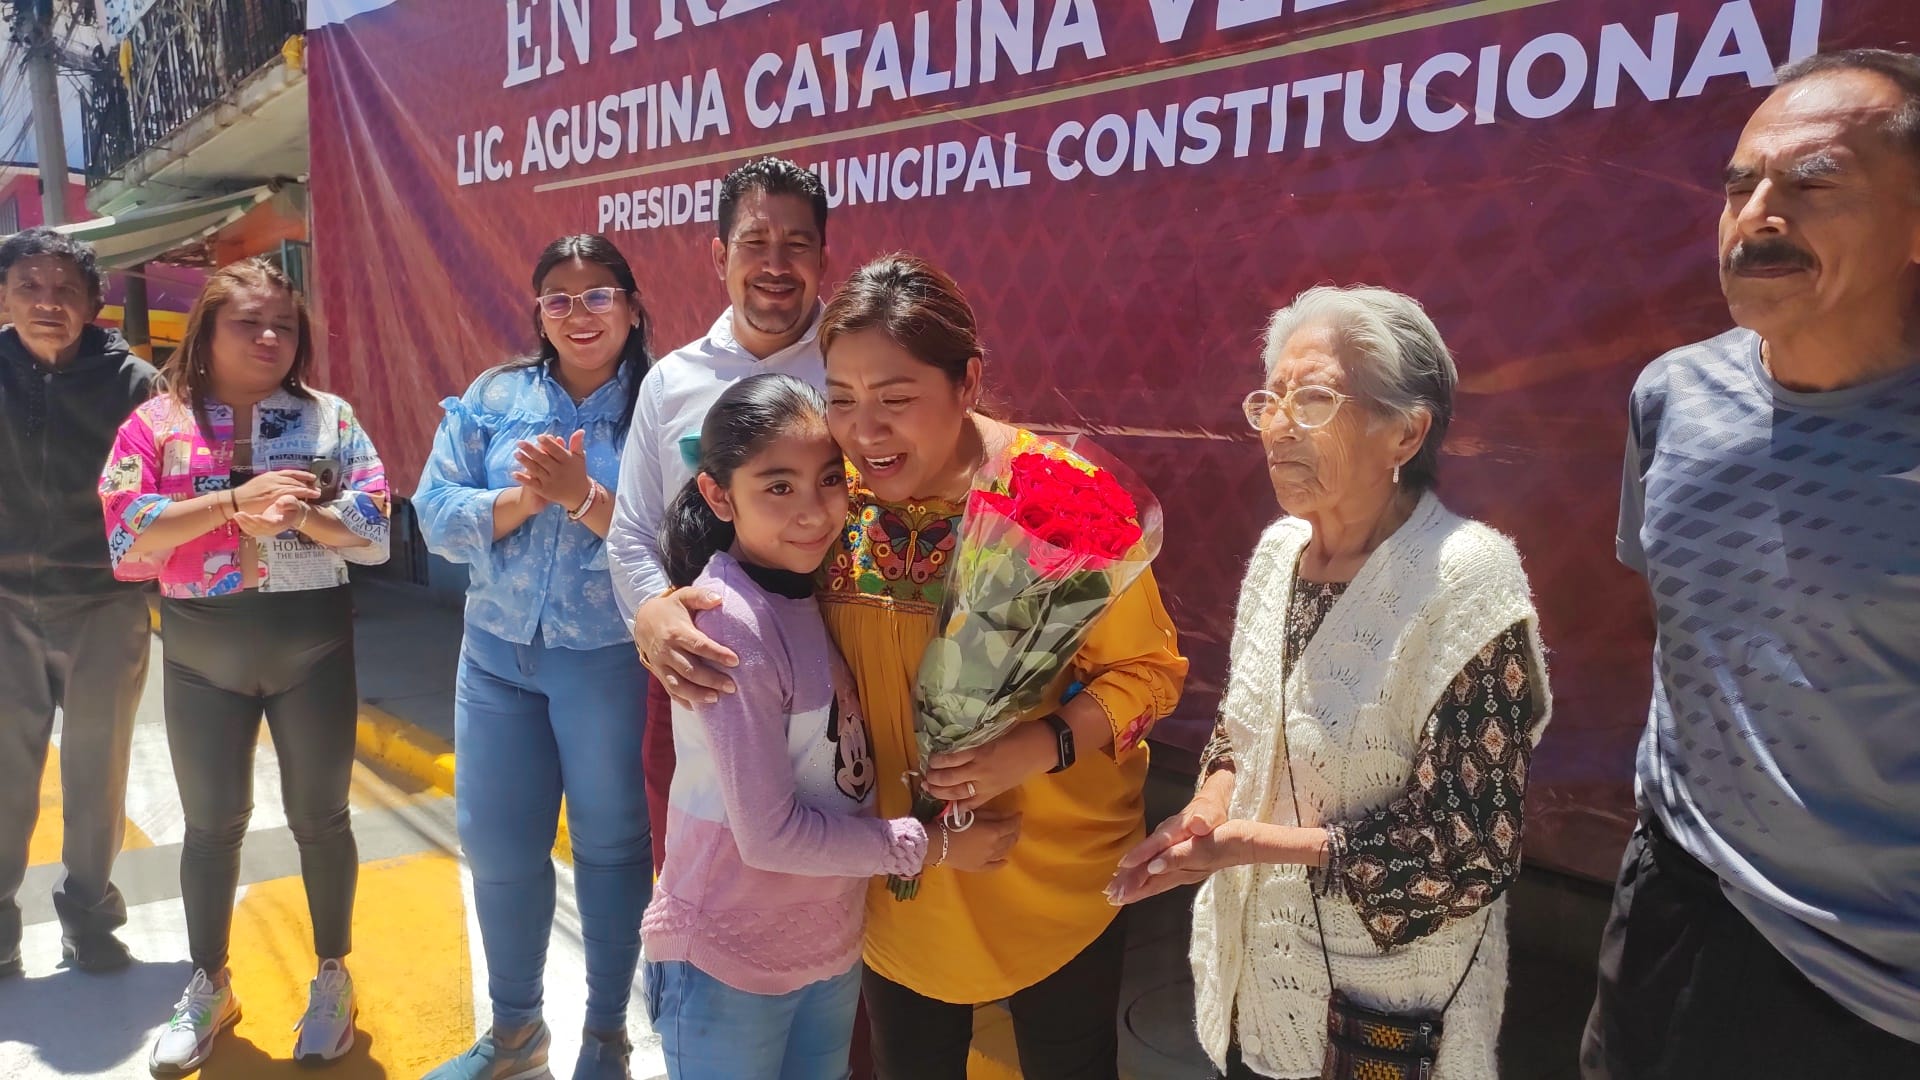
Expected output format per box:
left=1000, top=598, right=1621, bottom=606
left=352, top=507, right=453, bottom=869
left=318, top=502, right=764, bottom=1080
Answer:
left=639, top=551, right=927, bottom=995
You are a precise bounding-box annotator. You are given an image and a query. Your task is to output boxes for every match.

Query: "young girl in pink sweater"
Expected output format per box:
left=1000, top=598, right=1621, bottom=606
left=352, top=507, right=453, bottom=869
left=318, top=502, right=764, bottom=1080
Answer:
left=639, top=374, right=1016, bottom=1079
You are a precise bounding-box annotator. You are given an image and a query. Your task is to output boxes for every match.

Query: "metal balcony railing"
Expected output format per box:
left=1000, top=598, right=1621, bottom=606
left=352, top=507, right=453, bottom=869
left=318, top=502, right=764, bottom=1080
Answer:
left=83, top=0, right=306, bottom=186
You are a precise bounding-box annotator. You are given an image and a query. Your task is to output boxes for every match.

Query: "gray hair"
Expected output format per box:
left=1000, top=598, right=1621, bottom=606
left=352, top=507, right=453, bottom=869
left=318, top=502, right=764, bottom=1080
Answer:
left=1260, top=285, right=1457, bottom=491
left=1775, top=49, right=1920, bottom=164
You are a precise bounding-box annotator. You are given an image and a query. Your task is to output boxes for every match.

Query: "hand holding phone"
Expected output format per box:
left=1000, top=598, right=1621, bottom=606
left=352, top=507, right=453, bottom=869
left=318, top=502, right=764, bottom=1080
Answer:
left=232, top=470, right=320, bottom=514
left=308, top=458, right=342, bottom=503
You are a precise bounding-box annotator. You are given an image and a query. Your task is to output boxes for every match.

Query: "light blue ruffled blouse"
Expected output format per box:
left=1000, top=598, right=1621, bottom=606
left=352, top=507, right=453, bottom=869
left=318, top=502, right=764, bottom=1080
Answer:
left=414, top=363, right=633, bottom=650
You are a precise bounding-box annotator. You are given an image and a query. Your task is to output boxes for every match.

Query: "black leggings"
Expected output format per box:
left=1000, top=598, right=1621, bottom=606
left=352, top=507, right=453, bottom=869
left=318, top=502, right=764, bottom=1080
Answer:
left=863, top=910, right=1127, bottom=1080
left=161, top=586, right=359, bottom=974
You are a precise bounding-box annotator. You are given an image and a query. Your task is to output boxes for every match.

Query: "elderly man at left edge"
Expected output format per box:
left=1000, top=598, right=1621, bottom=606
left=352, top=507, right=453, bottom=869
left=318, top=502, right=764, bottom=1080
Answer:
left=0, top=228, right=159, bottom=979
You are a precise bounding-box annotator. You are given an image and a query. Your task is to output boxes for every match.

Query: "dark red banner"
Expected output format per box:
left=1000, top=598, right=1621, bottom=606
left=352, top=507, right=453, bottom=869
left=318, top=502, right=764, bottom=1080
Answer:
left=306, top=0, right=1919, bottom=880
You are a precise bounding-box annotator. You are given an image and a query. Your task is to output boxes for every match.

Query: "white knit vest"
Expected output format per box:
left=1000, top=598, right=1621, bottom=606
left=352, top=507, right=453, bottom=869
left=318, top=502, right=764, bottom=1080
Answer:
left=1190, top=493, right=1552, bottom=1079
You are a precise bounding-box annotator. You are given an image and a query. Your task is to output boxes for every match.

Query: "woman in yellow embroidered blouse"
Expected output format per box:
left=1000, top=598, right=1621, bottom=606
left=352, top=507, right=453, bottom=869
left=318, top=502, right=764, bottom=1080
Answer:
left=818, top=254, right=1187, bottom=1078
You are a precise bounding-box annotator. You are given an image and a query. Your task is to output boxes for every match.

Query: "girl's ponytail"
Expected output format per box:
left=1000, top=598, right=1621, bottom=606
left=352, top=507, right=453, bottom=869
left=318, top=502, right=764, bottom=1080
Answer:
left=662, top=477, right=733, bottom=588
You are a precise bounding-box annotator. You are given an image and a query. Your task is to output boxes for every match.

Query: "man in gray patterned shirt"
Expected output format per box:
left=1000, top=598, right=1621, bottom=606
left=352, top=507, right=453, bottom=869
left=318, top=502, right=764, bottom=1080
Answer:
left=1582, top=50, right=1920, bottom=1078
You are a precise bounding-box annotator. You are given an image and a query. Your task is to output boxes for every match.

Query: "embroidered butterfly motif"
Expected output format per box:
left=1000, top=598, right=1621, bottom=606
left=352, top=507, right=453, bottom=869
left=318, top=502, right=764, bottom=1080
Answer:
left=867, top=508, right=958, bottom=586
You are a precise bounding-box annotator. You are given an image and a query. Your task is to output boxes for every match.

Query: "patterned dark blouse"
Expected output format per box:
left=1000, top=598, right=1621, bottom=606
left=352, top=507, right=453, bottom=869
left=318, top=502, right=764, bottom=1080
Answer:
left=1198, top=574, right=1539, bottom=951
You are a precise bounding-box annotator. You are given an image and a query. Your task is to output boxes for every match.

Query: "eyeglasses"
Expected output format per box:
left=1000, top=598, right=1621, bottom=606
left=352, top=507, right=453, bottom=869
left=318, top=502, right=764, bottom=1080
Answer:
left=536, top=288, right=622, bottom=320
left=1242, top=385, right=1353, bottom=431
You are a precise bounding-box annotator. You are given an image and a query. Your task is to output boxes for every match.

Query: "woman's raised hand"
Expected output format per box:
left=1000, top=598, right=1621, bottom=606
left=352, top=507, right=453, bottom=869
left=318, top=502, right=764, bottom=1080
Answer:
left=232, top=493, right=305, bottom=539
left=512, top=431, right=592, bottom=512
left=233, top=470, right=320, bottom=514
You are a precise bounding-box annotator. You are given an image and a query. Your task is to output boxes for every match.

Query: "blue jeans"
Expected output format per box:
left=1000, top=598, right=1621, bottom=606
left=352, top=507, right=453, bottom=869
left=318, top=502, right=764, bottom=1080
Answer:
left=455, top=627, right=650, bottom=1034
left=645, top=960, right=862, bottom=1080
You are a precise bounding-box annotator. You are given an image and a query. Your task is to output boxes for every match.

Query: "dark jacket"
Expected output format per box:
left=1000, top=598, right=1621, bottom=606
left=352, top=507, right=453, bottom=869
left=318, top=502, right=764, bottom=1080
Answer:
left=0, top=325, right=159, bottom=602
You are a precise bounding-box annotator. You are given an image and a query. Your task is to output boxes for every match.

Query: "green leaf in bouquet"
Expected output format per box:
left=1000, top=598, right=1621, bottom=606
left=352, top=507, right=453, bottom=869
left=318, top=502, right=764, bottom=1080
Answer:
left=922, top=693, right=978, bottom=737
left=918, top=637, right=965, bottom=683
left=921, top=657, right=963, bottom=697
left=963, top=546, right=999, bottom=587
left=986, top=558, right=1025, bottom=597
left=952, top=694, right=989, bottom=724
left=918, top=694, right=976, bottom=739
left=1059, top=574, right=1112, bottom=608
left=1000, top=594, right=1046, bottom=632
left=981, top=593, right=1033, bottom=631
left=1014, top=650, right=1063, bottom=685
left=915, top=693, right=941, bottom=722
left=976, top=628, right=1014, bottom=670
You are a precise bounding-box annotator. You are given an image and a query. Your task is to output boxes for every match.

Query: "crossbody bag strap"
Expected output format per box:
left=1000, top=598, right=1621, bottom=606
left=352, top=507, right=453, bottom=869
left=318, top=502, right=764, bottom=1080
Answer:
left=1276, top=633, right=1489, bottom=1016
left=1277, top=688, right=1338, bottom=995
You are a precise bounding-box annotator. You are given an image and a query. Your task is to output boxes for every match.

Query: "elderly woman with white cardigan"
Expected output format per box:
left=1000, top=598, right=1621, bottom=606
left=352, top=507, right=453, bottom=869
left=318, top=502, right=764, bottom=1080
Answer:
left=1108, top=285, right=1552, bottom=1079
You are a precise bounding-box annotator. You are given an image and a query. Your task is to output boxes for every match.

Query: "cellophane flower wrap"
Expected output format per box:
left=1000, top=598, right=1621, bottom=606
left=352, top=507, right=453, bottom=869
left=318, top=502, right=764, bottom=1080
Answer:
left=888, top=440, right=1164, bottom=900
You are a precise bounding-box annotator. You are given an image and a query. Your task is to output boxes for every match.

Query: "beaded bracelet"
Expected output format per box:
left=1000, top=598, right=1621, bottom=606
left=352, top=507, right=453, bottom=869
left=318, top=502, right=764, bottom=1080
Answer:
left=568, top=481, right=601, bottom=522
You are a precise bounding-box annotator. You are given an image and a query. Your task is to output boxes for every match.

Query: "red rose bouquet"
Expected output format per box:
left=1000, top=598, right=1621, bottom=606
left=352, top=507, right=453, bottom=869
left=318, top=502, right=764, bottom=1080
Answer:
left=890, top=441, right=1163, bottom=899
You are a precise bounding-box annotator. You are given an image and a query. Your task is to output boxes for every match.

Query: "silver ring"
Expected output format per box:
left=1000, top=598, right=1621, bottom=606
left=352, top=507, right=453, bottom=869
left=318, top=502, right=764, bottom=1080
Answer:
left=966, top=782, right=976, bottom=798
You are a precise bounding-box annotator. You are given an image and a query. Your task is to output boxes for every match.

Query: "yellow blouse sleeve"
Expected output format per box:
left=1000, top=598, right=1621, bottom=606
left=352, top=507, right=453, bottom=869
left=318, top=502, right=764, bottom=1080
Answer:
left=1075, top=565, right=1188, bottom=758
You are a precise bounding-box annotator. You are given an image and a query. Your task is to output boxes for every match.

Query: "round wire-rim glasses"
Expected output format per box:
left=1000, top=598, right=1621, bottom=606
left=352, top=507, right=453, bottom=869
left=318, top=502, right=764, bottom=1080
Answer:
left=1242, top=385, right=1353, bottom=431
left=536, top=287, right=622, bottom=320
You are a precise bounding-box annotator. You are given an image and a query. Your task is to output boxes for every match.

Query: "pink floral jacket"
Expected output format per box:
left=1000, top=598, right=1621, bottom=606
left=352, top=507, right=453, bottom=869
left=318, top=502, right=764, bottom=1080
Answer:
left=99, top=389, right=390, bottom=598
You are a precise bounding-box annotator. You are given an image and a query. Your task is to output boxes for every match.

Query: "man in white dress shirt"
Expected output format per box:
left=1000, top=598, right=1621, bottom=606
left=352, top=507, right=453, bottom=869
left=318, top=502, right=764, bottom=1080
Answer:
left=607, top=156, right=831, bottom=877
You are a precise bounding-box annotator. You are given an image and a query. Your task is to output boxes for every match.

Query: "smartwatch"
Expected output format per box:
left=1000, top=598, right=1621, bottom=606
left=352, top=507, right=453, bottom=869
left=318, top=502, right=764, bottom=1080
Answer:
left=1041, top=713, right=1076, bottom=774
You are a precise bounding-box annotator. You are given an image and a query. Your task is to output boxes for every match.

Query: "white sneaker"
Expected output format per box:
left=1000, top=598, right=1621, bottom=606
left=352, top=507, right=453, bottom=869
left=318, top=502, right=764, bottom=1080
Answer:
left=293, top=958, right=357, bottom=1064
left=148, top=970, right=241, bottom=1078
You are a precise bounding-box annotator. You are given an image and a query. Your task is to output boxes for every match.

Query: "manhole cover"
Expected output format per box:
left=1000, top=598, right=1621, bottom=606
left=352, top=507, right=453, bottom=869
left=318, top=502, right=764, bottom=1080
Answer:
left=1124, top=976, right=1208, bottom=1065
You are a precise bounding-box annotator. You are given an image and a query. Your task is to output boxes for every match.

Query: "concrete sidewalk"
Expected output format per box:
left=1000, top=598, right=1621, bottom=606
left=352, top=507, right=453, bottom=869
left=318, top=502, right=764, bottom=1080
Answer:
left=345, top=578, right=1596, bottom=1079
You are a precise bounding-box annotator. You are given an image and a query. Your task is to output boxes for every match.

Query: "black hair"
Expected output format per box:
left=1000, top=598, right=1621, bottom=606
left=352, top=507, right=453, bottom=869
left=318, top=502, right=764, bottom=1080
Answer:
left=1776, top=49, right=1920, bottom=161
left=492, top=234, right=652, bottom=432
left=662, top=373, right=830, bottom=588
left=0, top=226, right=106, bottom=303
left=716, top=157, right=829, bottom=245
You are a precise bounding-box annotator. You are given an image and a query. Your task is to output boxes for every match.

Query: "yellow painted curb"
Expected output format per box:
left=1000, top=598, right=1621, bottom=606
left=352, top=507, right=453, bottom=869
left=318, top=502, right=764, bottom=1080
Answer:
left=355, top=704, right=456, bottom=796
left=354, top=703, right=573, bottom=861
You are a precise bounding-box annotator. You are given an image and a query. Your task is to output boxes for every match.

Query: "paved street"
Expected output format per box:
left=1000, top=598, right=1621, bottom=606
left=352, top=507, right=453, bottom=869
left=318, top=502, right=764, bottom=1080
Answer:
left=0, top=631, right=670, bottom=1080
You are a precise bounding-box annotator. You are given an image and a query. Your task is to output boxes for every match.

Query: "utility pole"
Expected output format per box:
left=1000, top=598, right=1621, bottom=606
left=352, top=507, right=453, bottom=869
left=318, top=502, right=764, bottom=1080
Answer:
left=123, top=263, right=151, bottom=360
left=13, top=0, right=71, bottom=226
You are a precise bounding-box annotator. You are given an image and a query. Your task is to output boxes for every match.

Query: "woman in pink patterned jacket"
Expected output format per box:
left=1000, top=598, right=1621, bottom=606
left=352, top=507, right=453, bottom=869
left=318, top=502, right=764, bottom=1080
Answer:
left=97, top=258, right=389, bottom=1077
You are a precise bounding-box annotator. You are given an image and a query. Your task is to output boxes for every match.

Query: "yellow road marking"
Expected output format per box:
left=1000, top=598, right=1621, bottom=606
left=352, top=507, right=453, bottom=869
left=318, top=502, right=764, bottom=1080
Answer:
left=27, top=744, right=152, bottom=869
left=203, top=851, right=473, bottom=1078
left=356, top=704, right=573, bottom=862
left=969, top=1003, right=1025, bottom=1079
left=27, top=747, right=64, bottom=868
